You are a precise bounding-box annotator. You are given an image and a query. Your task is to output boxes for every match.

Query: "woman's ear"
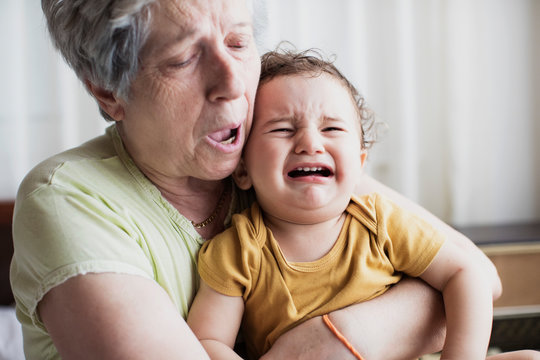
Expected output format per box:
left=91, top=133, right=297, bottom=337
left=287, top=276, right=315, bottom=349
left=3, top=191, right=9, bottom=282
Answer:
left=232, top=159, right=253, bottom=190
left=85, top=80, right=125, bottom=121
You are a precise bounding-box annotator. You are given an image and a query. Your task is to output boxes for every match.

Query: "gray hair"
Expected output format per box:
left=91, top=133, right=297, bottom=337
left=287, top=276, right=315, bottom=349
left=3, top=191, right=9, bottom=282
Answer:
left=42, top=0, right=156, bottom=120
left=42, top=0, right=266, bottom=120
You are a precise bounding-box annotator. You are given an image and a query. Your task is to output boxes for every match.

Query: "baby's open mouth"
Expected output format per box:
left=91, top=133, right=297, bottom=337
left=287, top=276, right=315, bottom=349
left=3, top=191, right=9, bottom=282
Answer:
left=288, top=167, right=332, bottom=178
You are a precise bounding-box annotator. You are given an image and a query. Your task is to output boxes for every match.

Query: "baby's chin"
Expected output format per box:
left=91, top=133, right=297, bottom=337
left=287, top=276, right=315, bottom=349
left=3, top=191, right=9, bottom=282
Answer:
left=274, top=207, right=347, bottom=225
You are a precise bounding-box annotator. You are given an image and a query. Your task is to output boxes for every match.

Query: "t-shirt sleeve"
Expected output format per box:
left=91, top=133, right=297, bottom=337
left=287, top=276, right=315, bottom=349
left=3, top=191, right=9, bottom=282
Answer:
left=197, top=209, right=262, bottom=299
left=10, top=185, right=155, bottom=331
left=373, top=193, right=446, bottom=277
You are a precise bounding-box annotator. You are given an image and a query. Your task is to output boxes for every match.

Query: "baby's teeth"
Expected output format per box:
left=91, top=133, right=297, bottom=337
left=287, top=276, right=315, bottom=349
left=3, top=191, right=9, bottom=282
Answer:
left=298, top=167, right=322, bottom=172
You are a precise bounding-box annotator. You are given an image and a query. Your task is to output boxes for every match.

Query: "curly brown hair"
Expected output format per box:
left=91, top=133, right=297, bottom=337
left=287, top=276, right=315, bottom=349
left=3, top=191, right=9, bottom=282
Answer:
left=260, top=45, right=376, bottom=149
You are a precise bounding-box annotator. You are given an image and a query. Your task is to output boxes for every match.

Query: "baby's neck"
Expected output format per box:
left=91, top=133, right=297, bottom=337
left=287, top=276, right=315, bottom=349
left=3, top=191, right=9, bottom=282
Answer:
left=264, top=212, right=347, bottom=263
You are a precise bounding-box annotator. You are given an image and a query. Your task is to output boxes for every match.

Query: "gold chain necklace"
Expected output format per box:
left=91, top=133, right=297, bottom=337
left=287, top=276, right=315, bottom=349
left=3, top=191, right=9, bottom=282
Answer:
left=191, top=184, right=229, bottom=229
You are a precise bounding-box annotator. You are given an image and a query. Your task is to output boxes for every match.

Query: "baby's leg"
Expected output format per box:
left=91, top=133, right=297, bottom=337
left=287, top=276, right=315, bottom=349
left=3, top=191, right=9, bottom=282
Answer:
left=487, top=350, right=540, bottom=360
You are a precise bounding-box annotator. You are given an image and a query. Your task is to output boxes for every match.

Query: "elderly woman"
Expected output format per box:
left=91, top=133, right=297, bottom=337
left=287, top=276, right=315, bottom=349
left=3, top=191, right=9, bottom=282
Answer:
left=10, top=0, right=501, bottom=359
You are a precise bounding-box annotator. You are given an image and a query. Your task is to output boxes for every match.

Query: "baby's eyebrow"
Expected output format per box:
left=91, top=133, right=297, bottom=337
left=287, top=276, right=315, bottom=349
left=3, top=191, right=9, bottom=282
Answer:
left=323, top=116, right=353, bottom=126
left=231, top=21, right=253, bottom=30
left=265, top=117, right=295, bottom=125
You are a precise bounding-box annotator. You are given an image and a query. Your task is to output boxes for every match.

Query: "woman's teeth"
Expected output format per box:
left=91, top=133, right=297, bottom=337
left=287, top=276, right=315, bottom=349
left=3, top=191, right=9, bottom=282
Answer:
left=220, top=135, right=236, bottom=145
left=219, top=128, right=238, bottom=145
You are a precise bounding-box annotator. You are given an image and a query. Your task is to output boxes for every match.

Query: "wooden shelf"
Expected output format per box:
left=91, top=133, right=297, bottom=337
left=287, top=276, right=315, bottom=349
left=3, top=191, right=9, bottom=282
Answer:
left=457, top=222, right=540, bottom=309
left=0, top=201, right=14, bottom=306
left=457, top=222, right=540, bottom=246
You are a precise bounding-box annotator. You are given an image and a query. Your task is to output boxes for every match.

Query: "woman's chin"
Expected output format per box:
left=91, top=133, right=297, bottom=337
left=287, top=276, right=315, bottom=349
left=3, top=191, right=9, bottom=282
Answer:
left=201, top=158, right=241, bottom=181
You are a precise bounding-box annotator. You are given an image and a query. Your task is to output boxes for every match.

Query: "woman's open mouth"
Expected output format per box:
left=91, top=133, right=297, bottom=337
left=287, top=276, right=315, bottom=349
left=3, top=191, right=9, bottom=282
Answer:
left=220, top=128, right=238, bottom=145
left=208, top=126, right=239, bottom=145
left=207, top=124, right=243, bottom=153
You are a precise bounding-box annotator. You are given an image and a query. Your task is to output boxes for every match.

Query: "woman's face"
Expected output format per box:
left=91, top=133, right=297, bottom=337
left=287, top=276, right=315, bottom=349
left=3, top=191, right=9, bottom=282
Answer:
left=117, top=0, right=260, bottom=182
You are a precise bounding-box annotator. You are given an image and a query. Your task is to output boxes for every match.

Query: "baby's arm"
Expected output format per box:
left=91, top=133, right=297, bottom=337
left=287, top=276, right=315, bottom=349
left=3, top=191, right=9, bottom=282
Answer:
left=187, top=281, right=244, bottom=360
left=420, top=239, right=494, bottom=359
left=357, top=175, right=502, bottom=298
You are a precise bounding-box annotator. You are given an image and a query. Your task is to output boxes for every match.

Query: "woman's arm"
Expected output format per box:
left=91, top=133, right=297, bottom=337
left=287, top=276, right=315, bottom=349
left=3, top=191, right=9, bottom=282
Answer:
left=262, top=277, right=446, bottom=360
left=39, top=273, right=209, bottom=360
left=187, top=282, right=244, bottom=360
left=421, top=240, right=493, bottom=359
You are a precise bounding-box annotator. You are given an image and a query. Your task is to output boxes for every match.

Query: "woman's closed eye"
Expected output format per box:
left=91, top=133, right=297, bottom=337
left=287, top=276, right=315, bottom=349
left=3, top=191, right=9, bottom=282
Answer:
left=169, top=57, right=195, bottom=69
left=226, top=33, right=253, bottom=52
left=167, top=50, right=201, bottom=70
left=227, top=37, right=248, bottom=50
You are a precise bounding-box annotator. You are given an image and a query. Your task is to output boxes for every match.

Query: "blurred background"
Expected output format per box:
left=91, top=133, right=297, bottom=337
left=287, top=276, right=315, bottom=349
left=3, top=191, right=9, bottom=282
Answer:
left=0, top=0, right=539, bottom=355
left=1, top=0, right=540, bottom=228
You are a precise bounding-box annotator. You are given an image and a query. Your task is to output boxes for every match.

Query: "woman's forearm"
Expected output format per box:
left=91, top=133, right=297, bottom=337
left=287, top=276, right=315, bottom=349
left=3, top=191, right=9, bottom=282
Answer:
left=200, top=340, right=243, bottom=360
left=329, top=277, right=446, bottom=360
left=264, top=277, right=446, bottom=360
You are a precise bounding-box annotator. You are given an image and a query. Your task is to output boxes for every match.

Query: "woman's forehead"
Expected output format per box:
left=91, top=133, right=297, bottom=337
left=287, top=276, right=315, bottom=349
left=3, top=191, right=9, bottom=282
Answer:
left=152, top=0, right=252, bottom=29
left=141, top=0, right=252, bottom=54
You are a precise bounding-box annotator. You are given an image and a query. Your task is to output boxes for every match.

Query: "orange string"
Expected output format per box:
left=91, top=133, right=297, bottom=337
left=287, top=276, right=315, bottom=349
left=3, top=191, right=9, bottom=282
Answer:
left=322, top=314, right=365, bottom=360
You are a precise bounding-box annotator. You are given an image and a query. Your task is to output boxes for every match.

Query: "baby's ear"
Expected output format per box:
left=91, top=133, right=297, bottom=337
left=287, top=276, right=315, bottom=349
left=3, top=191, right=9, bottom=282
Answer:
left=360, top=150, right=367, bottom=168
left=232, top=159, right=253, bottom=190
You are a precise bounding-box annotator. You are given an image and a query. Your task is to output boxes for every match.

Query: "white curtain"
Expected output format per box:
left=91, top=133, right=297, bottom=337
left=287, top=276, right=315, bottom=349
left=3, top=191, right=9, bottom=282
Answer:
left=0, top=1, right=107, bottom=200
left=259, top=0, right=540, bottom=226
left=1, top=0, right=539, bottom=227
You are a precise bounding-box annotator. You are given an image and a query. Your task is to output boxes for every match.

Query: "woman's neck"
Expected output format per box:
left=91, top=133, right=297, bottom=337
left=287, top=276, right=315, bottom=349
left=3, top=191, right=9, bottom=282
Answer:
left=117, top=125, right=231, bottom=239
left=156, top=176, right=231, bottom=240
left=264, top=212, right=346, bottom=263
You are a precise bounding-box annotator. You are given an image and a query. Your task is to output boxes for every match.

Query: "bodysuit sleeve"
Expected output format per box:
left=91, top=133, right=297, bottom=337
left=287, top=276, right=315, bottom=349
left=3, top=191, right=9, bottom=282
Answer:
left=372, top=193, right=446, bottom=277
left=198, top=203, right=265, bottom=299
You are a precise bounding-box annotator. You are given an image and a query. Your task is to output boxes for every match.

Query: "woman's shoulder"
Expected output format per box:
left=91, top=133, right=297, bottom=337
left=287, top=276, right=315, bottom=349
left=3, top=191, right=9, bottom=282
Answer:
left=16, top=129, right=117, bottom=202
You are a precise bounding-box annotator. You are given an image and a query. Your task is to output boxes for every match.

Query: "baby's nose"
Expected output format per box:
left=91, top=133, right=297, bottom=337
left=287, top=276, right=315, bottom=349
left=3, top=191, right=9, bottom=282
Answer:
left=294, top=128, right=324, bottom=154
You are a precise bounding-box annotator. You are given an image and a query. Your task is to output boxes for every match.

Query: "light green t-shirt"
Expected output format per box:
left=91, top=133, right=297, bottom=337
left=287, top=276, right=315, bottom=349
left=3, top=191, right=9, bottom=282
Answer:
left=10, top=125, right=237, bottom=359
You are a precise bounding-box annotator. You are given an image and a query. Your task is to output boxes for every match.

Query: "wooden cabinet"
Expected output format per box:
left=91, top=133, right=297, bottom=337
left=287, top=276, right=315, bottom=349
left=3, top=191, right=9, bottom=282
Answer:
left=460, top=223, right=540, bottom=351
left=0, top=202, right=14, bottom=306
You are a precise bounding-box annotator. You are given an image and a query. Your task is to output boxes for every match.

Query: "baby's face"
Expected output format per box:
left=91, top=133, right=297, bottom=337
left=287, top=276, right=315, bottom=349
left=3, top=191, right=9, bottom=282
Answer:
left=239, top=73, right=366, bottom=224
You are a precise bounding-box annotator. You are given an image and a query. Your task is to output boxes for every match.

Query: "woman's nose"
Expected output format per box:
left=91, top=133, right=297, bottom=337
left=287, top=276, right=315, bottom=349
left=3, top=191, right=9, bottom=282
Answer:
left=206, top=47, right=245, bottom=102
left=294, top=128, right=324, bottom=154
